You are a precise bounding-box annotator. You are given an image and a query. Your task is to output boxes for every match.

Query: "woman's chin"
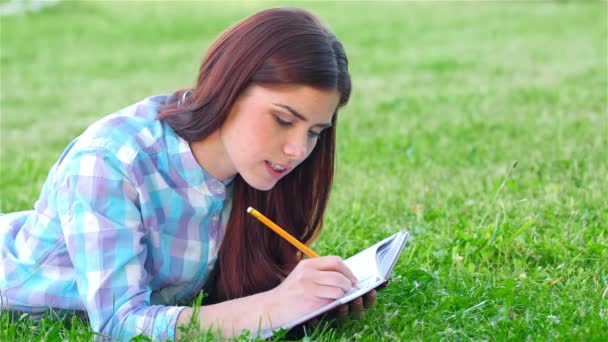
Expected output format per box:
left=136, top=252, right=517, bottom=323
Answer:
left=242, top=176, right=278, bottom=192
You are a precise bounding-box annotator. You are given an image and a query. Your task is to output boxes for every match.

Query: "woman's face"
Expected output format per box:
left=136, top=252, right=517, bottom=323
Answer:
left=220, top=84, right=340, bottom=191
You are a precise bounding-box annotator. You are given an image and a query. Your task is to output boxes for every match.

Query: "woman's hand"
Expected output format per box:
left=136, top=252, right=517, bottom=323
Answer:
left=330, top=289, right=377, bottom=320
left=177, top=256, right=376, bottom=339
left=265, top=256, right=358, bottom=327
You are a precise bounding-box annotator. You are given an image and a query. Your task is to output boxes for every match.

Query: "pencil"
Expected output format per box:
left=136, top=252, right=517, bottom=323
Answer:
left=247, top=207, right=320, bottom=258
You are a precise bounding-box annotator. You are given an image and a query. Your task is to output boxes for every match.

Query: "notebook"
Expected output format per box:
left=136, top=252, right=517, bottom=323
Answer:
left=259, top=230, right=410, bottom=339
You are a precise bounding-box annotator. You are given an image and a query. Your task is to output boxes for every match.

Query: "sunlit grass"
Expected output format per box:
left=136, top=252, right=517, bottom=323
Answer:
left=1, top=1, right=606, bottom=340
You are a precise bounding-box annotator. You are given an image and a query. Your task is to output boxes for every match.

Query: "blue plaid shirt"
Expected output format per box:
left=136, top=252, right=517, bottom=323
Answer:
left=0, top=95, right=233, bottom=340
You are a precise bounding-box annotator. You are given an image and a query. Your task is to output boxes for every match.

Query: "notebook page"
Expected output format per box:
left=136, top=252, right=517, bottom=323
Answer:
left=376, top=231, right=409, bottom=278
left=343, top=243, right=382, bottom=284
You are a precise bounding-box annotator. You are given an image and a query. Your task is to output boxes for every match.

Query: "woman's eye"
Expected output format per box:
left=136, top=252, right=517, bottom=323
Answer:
left=308, top=130, right=322, bottom=139
left=274, top=115, right=292, bottom=127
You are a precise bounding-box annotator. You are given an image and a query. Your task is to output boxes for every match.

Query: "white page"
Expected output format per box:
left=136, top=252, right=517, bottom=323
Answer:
left=376, top=231, right=408, bottom=277
left=343, top=242, right=382, bottom=284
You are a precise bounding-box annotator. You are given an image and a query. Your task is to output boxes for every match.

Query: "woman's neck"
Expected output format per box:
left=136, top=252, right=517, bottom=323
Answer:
left=189, top=130, right=236, bottom=181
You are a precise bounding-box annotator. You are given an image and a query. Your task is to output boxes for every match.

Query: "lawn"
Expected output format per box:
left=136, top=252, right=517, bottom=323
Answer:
left=1, top=0, right=607, bottom=341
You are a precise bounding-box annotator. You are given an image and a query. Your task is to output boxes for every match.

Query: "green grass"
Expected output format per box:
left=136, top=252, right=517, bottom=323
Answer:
left=1, top=0, right=607, bottom=341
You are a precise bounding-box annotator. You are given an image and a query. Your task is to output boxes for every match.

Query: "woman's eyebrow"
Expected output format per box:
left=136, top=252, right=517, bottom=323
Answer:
left=272, top=103, right=332, bottom=128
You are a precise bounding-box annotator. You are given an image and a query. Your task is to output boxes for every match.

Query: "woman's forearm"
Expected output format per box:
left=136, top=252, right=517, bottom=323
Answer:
left=175, top=289, right=279, bottom=339
left=174, top=256, right=362, bottom=340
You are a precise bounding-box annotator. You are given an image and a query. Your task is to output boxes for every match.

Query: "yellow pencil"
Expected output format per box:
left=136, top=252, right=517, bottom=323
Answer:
left=247, top=207, right=320, bottom=258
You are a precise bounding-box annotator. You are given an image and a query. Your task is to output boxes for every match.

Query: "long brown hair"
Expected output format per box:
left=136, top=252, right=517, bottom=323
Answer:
left=158, top=8, right=351, bottom=302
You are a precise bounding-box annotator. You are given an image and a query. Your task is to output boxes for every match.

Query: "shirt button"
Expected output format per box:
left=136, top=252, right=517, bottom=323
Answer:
left=209, top=181, right=224, bottom=195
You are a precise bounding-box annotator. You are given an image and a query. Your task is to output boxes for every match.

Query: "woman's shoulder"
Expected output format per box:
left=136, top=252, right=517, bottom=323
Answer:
left=48, top=95, right=182, bottom=181
left=73, top=95, right=175, bottom=159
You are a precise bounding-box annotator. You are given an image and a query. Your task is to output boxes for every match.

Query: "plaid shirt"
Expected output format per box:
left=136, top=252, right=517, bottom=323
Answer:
left=0, top=95, right=233, bottom=340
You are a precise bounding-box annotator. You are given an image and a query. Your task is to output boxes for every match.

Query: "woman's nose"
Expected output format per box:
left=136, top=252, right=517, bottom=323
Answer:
left=283, top=134, right=308, bottom=161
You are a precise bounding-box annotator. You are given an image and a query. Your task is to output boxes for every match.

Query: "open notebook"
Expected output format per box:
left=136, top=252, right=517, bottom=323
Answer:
left=259, top=230, right=410, bottom=339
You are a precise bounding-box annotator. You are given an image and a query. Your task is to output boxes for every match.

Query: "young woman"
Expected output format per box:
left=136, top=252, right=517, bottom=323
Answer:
left=0, top=7, right=376, bottom=340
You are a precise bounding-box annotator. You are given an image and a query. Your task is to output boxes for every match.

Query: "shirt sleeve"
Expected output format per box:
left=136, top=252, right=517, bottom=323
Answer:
left=54, top=146, right=187, bottom=340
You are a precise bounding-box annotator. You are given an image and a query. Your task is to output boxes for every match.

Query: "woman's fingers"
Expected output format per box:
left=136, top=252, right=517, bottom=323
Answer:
left=349, top=296, right=363, bottom=318
left=313, top=270, right=354, bottom=294
left=281, top=257, right=380, bottom=323
left=363, top=289, right=377, bottom=308
left=314, top=284, right=349, bottom=300
left=304, top=256, right=358, bottom=285
left=331, top=296, right=363, bottom=320
left=336, top=303, right=349, bottom=318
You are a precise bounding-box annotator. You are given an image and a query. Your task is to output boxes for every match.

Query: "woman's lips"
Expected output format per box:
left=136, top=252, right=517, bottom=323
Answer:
left=265, top=160, right=290, bottom=179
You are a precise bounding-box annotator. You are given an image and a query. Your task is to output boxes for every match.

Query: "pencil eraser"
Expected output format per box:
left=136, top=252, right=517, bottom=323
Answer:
left=247, top=207, right=253, bottom=213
